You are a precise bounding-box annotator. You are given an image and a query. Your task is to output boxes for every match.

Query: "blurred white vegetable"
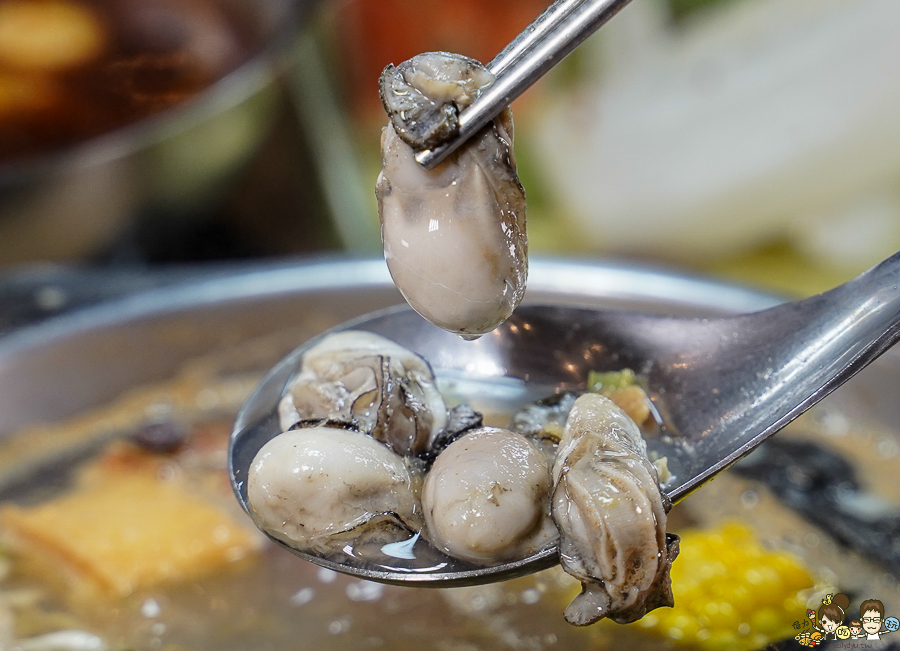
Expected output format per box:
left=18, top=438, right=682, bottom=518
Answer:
left=10, top=630, right=106, bottom=651
left=537, top=0, right=900, bottom=268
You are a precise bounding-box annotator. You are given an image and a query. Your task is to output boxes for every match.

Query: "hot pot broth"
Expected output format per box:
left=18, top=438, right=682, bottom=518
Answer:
left=0, top=334, right=899, bottom=650
left=0, top=259, right=895, bottom=650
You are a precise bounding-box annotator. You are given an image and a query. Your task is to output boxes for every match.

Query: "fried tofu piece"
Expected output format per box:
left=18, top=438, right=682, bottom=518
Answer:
left=0, top=466, right=262, bottom=599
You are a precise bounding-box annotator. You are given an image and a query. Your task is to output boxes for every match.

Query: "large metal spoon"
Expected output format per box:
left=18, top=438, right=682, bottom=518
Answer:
left=229, top=251, right=900, bottom=586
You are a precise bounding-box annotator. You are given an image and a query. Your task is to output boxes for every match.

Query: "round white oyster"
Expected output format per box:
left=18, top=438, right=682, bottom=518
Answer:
left=422, top=426, right=557, bottom=565
left=247, top=424, right=422, bottom=555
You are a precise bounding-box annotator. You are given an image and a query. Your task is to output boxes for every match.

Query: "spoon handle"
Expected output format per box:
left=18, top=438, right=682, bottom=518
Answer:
left=806, top=250, right=900, bottom=392
left=666, top=250, right=900, bottom=501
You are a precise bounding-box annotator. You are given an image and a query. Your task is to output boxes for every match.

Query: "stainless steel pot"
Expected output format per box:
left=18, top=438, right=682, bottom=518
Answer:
left=0, top=257, right=896, bottom=650
left=0, top=257, right=785, bottom=435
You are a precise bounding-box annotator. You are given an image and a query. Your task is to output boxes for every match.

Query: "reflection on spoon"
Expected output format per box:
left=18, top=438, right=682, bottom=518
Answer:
left=381, top=533, right=420, bottom=560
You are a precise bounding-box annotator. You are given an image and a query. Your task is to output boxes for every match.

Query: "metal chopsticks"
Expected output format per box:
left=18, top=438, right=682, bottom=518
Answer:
left=414, top=0, right=636, bottom=169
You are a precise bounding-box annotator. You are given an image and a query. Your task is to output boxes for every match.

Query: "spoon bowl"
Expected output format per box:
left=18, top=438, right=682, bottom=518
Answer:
left=229, top=252, right=900, bottom=586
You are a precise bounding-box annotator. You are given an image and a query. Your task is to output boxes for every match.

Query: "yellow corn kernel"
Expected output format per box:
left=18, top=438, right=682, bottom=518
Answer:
left=635, top=521, right=815, bottom=650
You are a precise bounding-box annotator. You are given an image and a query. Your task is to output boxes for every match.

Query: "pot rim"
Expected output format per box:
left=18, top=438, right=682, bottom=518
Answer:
left=0, top=255, right=787, bottom=357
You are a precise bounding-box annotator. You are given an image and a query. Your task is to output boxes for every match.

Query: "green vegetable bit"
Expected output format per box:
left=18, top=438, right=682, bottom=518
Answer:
left=586, top=368, right=639, bottom=393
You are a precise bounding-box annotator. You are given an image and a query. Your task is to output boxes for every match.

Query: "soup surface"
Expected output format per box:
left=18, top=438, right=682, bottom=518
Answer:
left=0, top=341, right=897, bottom=651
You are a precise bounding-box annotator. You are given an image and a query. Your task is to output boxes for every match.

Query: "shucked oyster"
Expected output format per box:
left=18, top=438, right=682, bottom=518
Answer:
left=422, top=427, right=558, bottom=565
left=247, top=423, right=422, bottom=555
left=552, top=393, right=679, bottom=626
left=278, top=331, right=447, bottom=457
left=380, top=52, right=494, bottom=151
left=377, top=52, right=527, bottom=338
left=253, top=326, right=678, bottom=629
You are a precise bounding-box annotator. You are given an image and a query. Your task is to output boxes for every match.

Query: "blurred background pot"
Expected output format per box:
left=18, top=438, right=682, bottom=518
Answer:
left=0, top=0, right=313, bottom=266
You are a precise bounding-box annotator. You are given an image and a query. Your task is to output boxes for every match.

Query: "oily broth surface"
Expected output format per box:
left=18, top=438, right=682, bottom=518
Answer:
left=0, top=362, right=614, bottom=651
left=681, top=406, right=900, bottom=619
left=0, top=342, right=894, bottom=650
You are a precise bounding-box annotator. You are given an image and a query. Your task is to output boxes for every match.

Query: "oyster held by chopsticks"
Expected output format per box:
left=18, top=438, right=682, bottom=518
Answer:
left=376, top=52, right=527, bottom=338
